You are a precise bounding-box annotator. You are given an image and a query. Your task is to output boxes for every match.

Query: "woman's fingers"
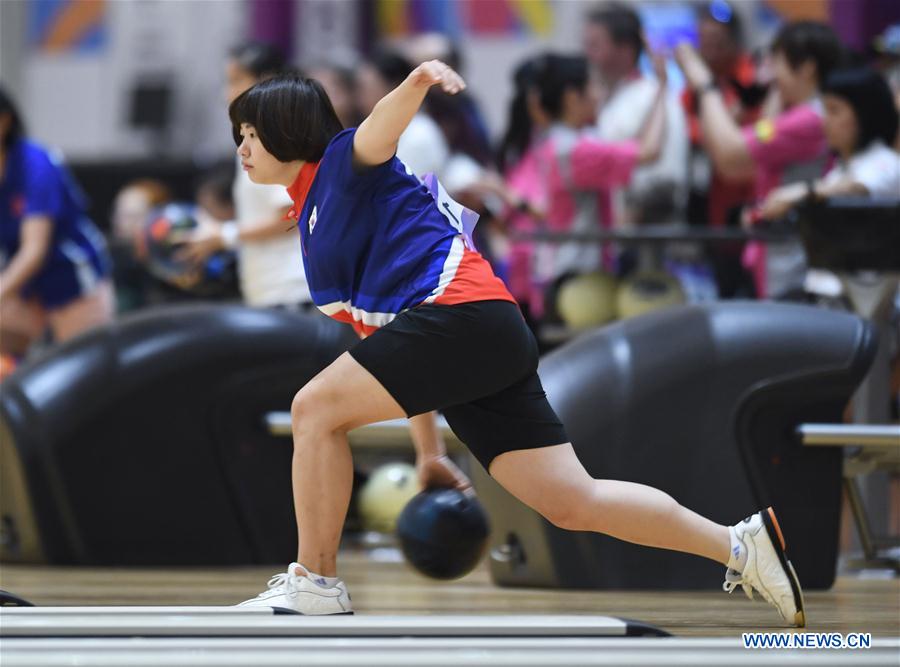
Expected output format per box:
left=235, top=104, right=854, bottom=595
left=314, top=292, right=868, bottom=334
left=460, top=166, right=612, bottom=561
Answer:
left=439, top=66, right=466, bottom=93
left=423, top=61, right=444, bottom=82
left=442, top=72, right=466, bottom=94
left=420, top=455, right=470, bottom=491
left=415, top=60, right=466, bottom=94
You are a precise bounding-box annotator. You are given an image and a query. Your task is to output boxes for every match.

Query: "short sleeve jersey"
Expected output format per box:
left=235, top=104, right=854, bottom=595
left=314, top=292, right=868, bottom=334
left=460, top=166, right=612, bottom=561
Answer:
left=288, top=128, right=514, bottom=337
left=0, top=139, right=110, bottom=307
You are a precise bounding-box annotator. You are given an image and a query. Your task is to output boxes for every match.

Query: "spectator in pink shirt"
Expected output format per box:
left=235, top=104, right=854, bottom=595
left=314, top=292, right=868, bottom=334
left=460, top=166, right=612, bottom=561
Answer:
left=677, top=22, right=843, bottom=298
left=473, top=53, right=668, bottom=320
left=474, top=53, right=668, bottom=320
left=529, top=54, right=668, bottom=314
left=492, top=56, right=552, bottom=320
left=430, top=56, right=550, bottom=322
left=759, top=67, right=900, bottom=220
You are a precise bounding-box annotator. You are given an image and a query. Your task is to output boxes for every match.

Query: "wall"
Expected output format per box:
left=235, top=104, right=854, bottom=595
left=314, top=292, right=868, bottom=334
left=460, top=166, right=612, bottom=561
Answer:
left=8, top=0, right=246, bottom=162
left=4, top=0, right=833, bottom=162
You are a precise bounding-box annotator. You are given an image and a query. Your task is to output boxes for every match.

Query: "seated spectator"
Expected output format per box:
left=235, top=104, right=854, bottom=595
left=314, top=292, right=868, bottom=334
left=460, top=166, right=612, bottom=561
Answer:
left=760, top=67, right=900, bottom=219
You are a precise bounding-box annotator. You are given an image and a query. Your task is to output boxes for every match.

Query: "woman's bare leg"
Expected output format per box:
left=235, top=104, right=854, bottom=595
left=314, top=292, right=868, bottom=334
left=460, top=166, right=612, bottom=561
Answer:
left=290, top=352, right=406, bottom=575
left=489, top=443, right=731, bottom=565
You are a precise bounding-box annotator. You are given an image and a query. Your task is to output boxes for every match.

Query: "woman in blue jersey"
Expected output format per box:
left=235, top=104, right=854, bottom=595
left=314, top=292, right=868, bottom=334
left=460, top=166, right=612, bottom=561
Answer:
left=230, top=62, right=805, bottom=626
left=0, top=87, right=114, bottom=357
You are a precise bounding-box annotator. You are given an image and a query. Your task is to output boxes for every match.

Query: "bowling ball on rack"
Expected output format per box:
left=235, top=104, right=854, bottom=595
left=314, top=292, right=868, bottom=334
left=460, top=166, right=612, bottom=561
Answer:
left=616, top=271, right=685, bottom=320
left=556, top=271, right=619, bottom=329
left=357, top=462, right=420, bottom=533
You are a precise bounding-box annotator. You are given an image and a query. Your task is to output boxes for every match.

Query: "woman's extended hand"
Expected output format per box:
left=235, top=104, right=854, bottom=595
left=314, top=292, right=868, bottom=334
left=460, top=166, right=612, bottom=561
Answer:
left=408, top=60, right=467, bottom=95
left=354, top=60, right=465, bottom=166
left=416, top=454, right=475, bottom=497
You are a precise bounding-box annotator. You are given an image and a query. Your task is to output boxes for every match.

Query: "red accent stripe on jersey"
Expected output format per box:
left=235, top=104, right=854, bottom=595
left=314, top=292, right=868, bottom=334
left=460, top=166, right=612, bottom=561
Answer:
left=330, top=310, right=354, bottom=325
left=286, top=161, right=321, bottom=220
left=329, top=309, right=380, bottom=338
left=323, top=249, right=515, bottom=334
left=355, top=322, right=379, bottom=337
left=434, top=247, right=516, bottom=306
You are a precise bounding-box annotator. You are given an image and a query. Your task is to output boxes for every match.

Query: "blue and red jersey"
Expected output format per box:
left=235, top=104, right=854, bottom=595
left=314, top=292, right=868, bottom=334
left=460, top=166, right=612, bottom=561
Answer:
left=0, top=139, right=110, bottom=307
left=288, top=128, right=514, bottom=336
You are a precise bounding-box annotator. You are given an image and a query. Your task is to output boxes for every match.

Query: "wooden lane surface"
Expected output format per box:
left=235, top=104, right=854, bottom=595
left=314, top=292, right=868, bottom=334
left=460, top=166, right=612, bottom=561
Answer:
left=1, top=551, right=897, bottom=638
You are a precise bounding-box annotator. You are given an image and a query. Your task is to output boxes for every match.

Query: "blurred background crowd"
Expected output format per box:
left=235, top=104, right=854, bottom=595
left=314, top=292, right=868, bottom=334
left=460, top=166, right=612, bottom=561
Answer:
left=1, top=0, right=899, bottom=373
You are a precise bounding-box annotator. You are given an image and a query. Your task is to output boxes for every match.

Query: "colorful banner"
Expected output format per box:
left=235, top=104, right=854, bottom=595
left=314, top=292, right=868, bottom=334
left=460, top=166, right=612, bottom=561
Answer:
left=28, top=0, right=107, bottom=54
left=764, top=0, right=828, bottom=22
left=377, top=0, right=553, bottom=38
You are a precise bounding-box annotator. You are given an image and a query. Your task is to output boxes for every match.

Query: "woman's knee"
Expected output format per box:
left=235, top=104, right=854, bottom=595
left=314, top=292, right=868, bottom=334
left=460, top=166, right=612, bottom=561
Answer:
left=515, top=481, right=597, bottom=532
left=291, top=382, right=342, bottom=435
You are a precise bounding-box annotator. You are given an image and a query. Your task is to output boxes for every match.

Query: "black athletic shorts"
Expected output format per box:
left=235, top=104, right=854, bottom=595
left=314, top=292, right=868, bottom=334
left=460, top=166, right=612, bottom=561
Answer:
left=348, top=300, right=569, bottom=471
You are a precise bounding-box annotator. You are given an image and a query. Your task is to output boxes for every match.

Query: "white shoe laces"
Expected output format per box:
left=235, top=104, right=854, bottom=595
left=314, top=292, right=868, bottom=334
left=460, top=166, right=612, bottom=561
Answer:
left=251, top=569, right=301, bottom=600
left=724, top=567, right=785, bottom=620
left=268, top=572, right=296, bottom=592
left=722, top=568, right=754, bottom=600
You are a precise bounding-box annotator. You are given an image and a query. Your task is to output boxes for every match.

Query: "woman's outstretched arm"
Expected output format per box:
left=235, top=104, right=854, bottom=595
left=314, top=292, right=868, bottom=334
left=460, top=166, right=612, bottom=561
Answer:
left=353, top=60, right=465, bottom=167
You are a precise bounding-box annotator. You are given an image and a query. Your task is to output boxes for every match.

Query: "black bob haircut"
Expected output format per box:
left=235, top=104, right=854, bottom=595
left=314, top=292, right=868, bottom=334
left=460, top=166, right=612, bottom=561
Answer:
left=0, top=85, right=26, bottom=150
left=586, top=3, right=644, bottom=62
left=823, top=67, right=899, bottom=151
left=771, top=21, right=844, bottom=85
left=229, top=74, right=344, bottom=163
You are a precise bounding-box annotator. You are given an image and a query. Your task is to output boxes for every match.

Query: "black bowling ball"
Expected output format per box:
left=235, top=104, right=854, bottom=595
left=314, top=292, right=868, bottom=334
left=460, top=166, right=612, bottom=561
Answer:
left=396, top=488, right=490, bottom=580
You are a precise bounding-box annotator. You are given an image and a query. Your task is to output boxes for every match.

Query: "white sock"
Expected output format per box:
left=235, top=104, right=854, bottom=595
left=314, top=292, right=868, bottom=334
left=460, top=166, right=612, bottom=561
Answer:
left=727, top=525, right=748, bottom=572
left=295, top=564, right=340, bottom=588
